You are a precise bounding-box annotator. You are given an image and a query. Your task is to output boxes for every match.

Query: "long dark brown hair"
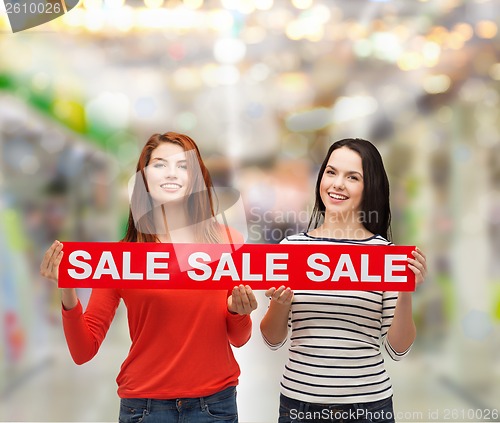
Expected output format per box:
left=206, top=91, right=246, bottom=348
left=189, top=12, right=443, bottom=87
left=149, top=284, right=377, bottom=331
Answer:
left=122, top=132, right=222, bottom=243
left=307, top=138, right=392, bottom=240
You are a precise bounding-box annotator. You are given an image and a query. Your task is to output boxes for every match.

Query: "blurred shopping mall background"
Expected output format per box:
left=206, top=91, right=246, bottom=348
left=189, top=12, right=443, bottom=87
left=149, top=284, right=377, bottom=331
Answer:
left=1, top=0, right=500, bottom=421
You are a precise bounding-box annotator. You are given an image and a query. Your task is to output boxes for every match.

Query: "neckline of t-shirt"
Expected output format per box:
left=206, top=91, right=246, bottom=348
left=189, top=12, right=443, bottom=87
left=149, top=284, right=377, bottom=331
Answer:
left=301, top=231, right=381, bottom=242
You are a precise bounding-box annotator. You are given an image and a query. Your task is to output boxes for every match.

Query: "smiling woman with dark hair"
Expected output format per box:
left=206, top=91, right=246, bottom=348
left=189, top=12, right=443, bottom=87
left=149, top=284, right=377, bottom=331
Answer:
left=261, top=138, right=427, bottom=423
left=40, top=132, right=257, bottom=423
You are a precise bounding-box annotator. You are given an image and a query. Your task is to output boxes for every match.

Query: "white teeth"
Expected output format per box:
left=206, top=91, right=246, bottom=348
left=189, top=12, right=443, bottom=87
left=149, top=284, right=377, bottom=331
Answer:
left=161, top=183, right=181, bottom=189
left=329, top=193, right=348, bottom=200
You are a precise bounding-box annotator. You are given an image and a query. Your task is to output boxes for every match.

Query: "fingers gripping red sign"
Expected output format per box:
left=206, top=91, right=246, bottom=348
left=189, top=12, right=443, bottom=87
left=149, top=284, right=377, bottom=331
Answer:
left=58, top=243, right=415, bottom=291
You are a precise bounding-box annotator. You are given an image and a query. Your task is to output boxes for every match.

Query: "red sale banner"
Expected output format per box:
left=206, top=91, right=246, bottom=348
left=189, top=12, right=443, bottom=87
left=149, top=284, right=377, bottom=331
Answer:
left=58, top=242, right=416, bottom=291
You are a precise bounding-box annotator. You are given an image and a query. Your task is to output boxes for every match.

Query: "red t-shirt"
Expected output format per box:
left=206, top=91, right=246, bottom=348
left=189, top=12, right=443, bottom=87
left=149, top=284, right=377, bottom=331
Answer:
left=62, top=288, right=251, bottom=398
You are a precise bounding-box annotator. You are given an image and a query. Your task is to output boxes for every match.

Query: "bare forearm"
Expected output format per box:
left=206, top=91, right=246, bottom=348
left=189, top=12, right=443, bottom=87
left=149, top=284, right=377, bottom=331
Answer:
left=260, top=301, right=290, bottom=345
left=387, top=292, right=416, bottom=353
left=61, top=288, right=78, bottom=310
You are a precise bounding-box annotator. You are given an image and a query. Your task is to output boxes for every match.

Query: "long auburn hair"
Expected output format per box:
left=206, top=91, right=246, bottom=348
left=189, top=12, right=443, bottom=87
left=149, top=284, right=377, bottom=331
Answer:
left=307, top=138, right=392, bottom=240
left=122, top=132, right=223, bottom=243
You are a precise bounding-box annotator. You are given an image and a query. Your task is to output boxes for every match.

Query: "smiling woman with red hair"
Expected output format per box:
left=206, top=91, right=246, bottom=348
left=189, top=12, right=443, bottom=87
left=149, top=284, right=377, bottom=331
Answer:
left=41, top=132, right=257, bottom=423
left=124, top=132, right=225, bottom=244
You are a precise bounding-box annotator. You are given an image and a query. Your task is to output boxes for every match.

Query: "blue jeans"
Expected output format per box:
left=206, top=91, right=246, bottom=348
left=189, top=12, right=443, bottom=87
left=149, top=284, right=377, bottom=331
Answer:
left=278, top=394, right=395, bottom=423
left=118, top=386, right=238, bottom=423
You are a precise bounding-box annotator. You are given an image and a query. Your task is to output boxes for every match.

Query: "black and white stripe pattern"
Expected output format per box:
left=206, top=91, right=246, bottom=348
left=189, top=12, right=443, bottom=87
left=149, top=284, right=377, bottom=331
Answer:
left=264, top=232, right=411, bottom=404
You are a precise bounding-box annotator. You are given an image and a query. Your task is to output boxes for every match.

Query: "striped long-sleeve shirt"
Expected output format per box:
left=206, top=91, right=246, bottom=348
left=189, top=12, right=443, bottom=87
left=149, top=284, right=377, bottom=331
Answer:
left=264, top=232, right=411, bottom=404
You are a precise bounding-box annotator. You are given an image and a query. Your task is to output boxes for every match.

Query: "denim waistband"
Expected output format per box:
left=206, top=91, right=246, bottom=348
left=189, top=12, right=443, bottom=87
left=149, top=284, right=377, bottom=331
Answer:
left=280, top=393, right=393, bottom=413
left=121, top=386, right=236, bottom=411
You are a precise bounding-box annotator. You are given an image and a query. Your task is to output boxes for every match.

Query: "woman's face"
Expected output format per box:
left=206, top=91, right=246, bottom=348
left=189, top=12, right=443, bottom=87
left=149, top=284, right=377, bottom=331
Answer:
left=320, top=147, right=364, bottom=219
left=145, top=142, right=189, bottom=205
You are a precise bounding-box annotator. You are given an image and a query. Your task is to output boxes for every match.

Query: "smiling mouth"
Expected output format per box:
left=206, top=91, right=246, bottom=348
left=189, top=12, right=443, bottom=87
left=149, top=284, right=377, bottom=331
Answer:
left=160, top=183, right=182, bottom=190
left=328, top=193, right=348, bottom=200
